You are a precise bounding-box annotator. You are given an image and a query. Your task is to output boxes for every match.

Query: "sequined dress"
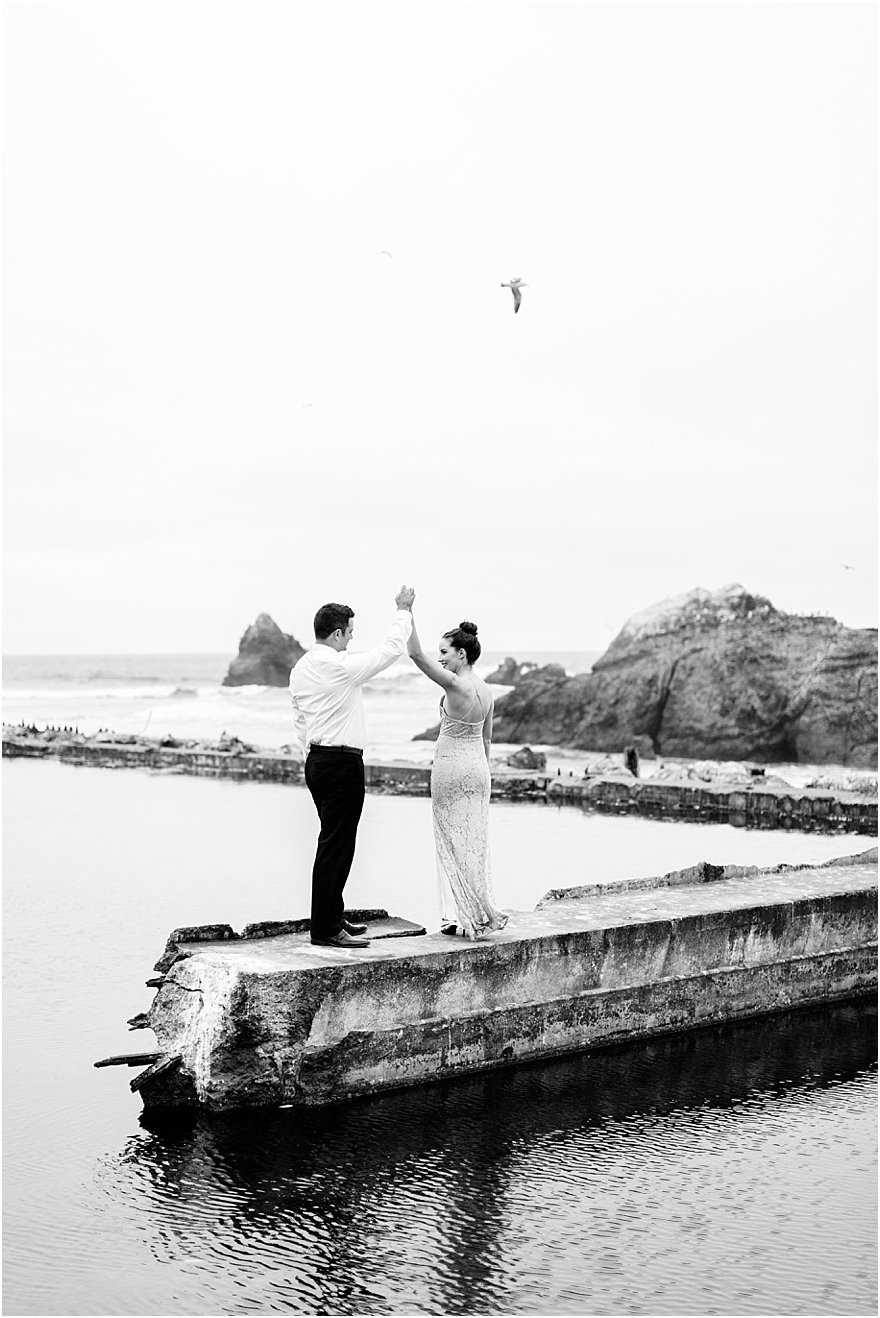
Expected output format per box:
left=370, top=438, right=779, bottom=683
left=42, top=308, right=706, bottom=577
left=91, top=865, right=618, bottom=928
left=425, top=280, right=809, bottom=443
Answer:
left=431, top=688, right=509, bottom=939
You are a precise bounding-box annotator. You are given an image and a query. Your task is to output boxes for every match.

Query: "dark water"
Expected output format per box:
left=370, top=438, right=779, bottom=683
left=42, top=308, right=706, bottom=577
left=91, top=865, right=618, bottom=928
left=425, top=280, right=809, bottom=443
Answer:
left=3, top=760, right=877, bottom=1315
left=7, top=1006, right=877, bottom=1317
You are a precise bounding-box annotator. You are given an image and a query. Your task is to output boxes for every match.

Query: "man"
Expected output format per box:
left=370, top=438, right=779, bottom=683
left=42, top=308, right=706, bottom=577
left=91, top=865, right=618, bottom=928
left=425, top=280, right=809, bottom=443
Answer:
left=290, top=585, right=415, bottom=948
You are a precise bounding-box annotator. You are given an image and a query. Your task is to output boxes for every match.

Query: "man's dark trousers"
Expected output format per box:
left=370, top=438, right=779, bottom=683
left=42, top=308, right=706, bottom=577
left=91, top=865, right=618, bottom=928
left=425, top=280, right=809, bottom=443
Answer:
left=304, top=746, right=366, bottom=939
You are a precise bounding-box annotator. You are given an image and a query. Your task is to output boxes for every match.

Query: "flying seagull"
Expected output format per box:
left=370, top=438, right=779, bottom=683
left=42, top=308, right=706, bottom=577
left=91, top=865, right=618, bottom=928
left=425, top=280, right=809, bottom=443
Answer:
left=501, top=277, right=527, bottom=313
left=377, top=250, right=393, bottom=258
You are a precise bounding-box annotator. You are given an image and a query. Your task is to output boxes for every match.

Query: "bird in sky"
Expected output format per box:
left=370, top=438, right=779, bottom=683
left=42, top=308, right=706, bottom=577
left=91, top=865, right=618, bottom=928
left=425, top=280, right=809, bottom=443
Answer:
left=842, top=564, right=856, bottom=571
left=377, top=250, right=393, bottom=258
left=501, top=277, right=527, bottom=313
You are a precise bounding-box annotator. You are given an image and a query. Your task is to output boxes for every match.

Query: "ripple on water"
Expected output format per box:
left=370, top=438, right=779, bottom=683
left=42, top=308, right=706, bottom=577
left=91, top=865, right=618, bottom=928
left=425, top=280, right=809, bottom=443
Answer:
left=4, top=1000, right=876, bottom=1316
left=75, top=1003, right=879, bottom=1315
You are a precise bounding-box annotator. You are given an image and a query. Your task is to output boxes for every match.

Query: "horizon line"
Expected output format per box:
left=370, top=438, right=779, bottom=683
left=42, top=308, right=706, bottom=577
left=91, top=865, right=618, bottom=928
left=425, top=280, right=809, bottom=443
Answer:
left=1, top=644, right=610, bottom=658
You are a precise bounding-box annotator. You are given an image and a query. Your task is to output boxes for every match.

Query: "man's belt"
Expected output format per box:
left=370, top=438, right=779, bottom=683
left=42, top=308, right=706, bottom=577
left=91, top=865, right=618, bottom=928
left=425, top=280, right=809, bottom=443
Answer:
left=308, top=743, right=363, bottom=757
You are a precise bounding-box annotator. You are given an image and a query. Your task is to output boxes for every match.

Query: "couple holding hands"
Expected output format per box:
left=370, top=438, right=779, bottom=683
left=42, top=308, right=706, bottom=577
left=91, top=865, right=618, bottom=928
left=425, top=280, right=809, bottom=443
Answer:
left=289, top=586, right=509, bottom=948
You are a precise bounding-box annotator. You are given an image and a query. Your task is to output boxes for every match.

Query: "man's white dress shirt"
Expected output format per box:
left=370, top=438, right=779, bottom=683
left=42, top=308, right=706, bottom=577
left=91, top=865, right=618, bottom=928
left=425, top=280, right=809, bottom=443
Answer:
left=289, top=609, right=413, bottom=754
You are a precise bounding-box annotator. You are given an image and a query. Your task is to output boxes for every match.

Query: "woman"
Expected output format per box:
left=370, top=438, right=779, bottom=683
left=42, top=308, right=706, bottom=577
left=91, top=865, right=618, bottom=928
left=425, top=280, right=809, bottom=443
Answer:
left=407, top=614, right=509, bottom=939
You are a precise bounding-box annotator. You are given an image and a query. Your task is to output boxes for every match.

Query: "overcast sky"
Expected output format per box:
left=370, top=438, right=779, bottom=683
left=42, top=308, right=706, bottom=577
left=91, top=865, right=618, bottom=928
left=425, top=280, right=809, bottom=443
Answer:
left=3, top=0, right=876, bottom=654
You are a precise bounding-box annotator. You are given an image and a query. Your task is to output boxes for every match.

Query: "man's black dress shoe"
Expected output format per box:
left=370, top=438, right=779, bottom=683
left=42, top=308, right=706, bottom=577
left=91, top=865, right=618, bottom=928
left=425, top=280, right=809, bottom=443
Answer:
left=343, top=919, right=368, bottom=936
left=310, top=929, right=371, bottom=948
left=440, top=923, right=458, bottom=936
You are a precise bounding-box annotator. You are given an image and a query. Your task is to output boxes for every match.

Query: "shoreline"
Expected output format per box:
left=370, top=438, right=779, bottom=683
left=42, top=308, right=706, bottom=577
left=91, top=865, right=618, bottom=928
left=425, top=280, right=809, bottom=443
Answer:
left=4, top=724, right=876, bottom=835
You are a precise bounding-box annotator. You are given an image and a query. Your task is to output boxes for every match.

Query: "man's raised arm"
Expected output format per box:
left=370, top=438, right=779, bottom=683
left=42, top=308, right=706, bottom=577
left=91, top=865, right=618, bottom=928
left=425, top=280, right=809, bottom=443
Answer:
left=342, top=586, right=415, bottom=685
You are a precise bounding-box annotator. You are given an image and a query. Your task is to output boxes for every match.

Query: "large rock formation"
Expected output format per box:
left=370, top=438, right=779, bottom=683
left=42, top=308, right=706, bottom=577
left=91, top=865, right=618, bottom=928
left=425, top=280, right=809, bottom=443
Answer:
left=486, top=585, right=877, bottom=767
left=485, top=657, right=566, bottom=685
left=222, top=614, right=306, bottom=687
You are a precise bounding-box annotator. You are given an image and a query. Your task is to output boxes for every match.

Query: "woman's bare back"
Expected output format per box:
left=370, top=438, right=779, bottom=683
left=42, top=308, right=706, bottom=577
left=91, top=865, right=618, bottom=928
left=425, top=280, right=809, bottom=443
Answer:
left=442, top=675, right=493, bottom=723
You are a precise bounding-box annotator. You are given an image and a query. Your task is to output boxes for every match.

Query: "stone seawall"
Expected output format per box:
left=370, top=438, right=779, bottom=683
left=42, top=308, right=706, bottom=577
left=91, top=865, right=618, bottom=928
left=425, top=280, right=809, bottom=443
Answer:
left=4, top=727, right=876, bottom=834
left=97, top=849, right=878, bottom=1112
left=547, top=774, right=877, bottom=834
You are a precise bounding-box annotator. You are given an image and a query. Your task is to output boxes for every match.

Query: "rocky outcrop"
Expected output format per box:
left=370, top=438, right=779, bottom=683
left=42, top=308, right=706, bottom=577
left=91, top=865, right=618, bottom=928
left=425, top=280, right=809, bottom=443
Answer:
left=485, top=658, right=566, bottom=685
left=486, top=656, right=525, bottom=685
left=489, top=585, right=878, bottom=767
left=484, top=659, right=566, bottom=690
left=505, top=746, right=547, bottom=770
left=222, top=614, right=306, bottom=687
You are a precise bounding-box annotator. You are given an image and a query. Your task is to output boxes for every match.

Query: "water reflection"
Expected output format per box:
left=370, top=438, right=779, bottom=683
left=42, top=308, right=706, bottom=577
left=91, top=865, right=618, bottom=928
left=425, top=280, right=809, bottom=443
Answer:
left=98, top=1000, right=877, bottom=1315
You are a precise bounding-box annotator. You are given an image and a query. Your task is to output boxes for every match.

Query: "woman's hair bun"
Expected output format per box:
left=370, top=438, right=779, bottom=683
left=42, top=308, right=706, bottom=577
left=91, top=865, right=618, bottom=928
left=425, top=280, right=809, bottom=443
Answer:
left=443, top=619, right=481, bottom=661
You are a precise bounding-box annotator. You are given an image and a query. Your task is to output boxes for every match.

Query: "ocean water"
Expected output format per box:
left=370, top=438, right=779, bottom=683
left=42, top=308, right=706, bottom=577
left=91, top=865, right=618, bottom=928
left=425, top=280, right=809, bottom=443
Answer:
left=3, top=650, right=874, bottom=790
left=1, top=650, right=600, bottom=769
left=2, top=656, right=878, bottom=1315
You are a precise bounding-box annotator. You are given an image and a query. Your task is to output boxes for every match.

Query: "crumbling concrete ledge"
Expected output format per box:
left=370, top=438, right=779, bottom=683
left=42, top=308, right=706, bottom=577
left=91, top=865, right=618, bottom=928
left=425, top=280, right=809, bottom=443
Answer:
left=4, top=725, right=876, bottom=833
left=549, top=773, right=878, bottom=834
left=103, top=848, right=878, bottom=1112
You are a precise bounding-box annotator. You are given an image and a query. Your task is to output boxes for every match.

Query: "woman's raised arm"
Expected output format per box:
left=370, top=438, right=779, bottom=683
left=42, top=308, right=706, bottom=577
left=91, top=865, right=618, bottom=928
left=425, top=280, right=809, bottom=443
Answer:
left=407, top=614, right=457, bottom=690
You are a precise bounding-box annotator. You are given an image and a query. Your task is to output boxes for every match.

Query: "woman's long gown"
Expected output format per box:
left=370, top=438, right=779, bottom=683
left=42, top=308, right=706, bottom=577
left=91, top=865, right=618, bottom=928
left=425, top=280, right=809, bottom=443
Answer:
left=431, top=690, right=508, bottom=939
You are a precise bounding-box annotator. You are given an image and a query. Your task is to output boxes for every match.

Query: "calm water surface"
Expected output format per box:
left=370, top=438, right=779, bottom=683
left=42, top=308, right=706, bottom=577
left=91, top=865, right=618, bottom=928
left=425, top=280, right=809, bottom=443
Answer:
left=3, top=759, right=877, bottom=1315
